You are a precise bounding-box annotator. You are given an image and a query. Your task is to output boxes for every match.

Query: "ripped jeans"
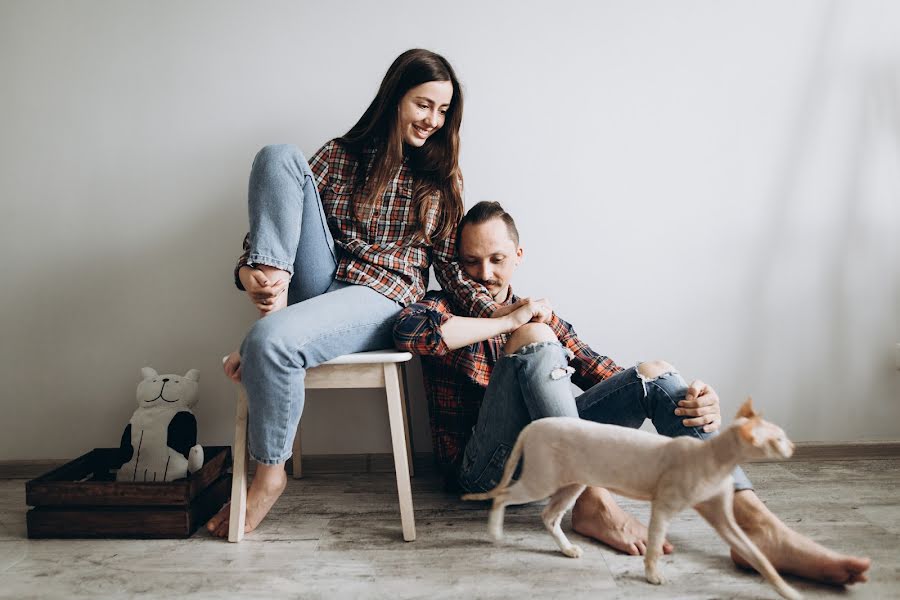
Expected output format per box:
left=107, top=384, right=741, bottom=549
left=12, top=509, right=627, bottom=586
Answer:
left=457, top=341, right=753, bottom=493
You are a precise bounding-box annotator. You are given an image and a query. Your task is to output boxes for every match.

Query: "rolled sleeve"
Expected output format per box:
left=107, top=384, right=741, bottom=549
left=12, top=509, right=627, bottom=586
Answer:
left=393, top=296, right=455, bottom=356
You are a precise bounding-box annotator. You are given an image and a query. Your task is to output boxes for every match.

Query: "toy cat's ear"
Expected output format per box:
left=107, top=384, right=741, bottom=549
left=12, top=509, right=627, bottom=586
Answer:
left=141, top=367, right=158, bottom=380
left=184, top=369, right=200, bottom=382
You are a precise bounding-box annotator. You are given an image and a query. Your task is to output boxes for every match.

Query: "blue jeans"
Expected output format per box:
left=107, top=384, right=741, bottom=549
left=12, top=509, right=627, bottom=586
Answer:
left=239, top=144, right=402, bottom=464
left=457, top=341, right=753, bottom=492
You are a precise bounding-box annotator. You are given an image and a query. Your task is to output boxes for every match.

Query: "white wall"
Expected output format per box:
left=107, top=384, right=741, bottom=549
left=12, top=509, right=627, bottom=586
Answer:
left=1, top=0, right=898, bottom=461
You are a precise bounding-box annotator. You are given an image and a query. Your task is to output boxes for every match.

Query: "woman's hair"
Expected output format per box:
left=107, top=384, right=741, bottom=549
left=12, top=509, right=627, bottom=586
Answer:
left=337, top=49, right=464, bottom=243
left=456, top=201, right=520, bottom=252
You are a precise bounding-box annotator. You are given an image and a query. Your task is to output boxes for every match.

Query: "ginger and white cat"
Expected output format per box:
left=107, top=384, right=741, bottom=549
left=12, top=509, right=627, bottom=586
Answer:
left=463, top=399, right=801, bottom=600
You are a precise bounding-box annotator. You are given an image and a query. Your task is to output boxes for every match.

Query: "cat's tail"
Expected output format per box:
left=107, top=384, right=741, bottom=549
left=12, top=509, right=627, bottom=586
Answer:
left=461, top=424, right=527, bottom=501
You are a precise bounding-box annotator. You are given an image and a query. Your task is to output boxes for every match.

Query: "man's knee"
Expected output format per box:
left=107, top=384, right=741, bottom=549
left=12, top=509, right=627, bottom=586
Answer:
left=636, top=360, right=676, bottom=380
left=504, top=322, right=556, bottom=354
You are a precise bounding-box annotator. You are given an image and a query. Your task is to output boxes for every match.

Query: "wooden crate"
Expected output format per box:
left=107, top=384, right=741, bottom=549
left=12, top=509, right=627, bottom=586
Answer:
left=26, top=446, right=232, bottom=539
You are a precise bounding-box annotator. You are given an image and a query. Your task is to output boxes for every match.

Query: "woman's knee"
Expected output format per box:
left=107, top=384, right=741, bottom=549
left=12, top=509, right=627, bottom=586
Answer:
left=253, top=144, right=306, bottom=170
left=242, top=317, right=295, bottom=367
left=504, top=322, right=557, bottom=354
left=637, top=360, right=677, bottom=380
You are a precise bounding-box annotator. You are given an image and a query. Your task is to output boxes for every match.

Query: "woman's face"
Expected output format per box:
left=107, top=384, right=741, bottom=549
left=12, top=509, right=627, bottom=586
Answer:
left=398, top=80, right=454, bottom=147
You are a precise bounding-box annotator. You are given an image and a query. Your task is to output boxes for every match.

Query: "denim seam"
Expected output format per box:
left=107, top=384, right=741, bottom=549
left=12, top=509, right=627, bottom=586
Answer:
left=247, top=253, right=295, bottom=272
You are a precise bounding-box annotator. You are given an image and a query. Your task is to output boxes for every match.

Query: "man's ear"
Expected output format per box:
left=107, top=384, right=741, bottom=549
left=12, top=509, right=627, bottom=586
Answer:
left=515, top=246, right=524, bottom=265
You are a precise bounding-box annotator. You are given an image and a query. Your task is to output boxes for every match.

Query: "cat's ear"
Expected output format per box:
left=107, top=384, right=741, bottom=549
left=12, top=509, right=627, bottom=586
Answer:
left=141, top=367, right=158, bottom=380
left=736, top=397, right=759, bottom=420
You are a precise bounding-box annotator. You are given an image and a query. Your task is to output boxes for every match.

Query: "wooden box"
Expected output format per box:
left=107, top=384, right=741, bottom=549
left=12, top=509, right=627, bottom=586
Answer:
left=25, top=446, right=232, bottom=539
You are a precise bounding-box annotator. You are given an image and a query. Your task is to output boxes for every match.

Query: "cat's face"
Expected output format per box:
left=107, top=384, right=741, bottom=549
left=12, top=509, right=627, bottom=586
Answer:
left=136, top=367, right=199, bottom=409
left=737, top=417, right=795, bottom=459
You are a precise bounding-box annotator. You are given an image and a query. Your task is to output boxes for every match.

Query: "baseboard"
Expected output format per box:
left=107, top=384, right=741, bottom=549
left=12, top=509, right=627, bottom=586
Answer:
left=0, top=452, right=438, bottom=480
left=4, top=442, right=898, bottom=480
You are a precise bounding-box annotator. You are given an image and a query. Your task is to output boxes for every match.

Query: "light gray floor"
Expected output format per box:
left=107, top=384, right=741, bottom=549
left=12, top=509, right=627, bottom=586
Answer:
left=1, top=458, right=897, bottom=599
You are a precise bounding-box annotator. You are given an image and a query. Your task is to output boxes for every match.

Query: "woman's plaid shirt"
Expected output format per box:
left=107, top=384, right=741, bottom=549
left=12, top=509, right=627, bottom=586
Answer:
left=393, top=290, right=623, bottom=483
left=235, top=139, right=496, bottom=314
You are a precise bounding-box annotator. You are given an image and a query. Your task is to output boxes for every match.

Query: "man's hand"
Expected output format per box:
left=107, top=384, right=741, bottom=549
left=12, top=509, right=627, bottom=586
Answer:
left=239, top=266, right=289, bottom=316
left=492, top=297, right=553, bottom=329
left=676, top=380, right=721, bottom=433
left=223, top=351, right=242, bottom=383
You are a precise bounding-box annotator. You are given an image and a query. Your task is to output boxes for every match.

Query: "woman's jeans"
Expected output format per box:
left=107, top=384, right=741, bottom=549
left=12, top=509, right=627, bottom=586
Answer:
left=458, top=341, right=753, bottom=493
left=239, top=144, right=401, bottom=465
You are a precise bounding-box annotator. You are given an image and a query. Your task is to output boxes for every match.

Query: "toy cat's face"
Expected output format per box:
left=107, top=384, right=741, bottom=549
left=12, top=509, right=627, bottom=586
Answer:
left=136, top=367, right=199, bottom=409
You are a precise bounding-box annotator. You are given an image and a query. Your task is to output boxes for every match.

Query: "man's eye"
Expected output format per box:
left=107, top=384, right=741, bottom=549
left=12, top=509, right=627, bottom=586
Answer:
left=418, top=104, right=428, bottom=110
left=492, top=258, right=505, bottom=264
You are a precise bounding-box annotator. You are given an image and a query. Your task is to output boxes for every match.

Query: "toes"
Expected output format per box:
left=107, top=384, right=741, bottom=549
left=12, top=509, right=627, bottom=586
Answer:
left=627, top=543, right=640, bottom=556
left=635, top=540, right=647, bottom=556
left=663, top=541, right=674, bottom=554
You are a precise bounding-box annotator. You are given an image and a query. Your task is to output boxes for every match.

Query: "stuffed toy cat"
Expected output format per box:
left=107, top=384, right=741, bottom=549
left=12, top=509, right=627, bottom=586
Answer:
left=116, top=367, right=204, bottom=482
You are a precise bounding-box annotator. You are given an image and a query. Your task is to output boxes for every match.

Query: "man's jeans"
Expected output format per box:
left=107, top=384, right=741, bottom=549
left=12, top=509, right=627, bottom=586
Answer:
left=457, top=341, right=753, bottom=493
left=240, top=144, right=401, bottom=465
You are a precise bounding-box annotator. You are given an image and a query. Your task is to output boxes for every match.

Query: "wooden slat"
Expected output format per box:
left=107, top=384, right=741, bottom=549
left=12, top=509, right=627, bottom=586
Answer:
left=25, top=474, right=231, bottom=539
left=25, top=447, right=230, bottom=508
left=305, top=363, right=384, bottom=388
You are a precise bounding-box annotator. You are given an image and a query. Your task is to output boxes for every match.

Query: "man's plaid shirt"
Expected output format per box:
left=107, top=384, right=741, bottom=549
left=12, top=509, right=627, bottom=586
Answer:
left=393, top=289, right=623, bottom=484
left=235, top=139, right=496, bottom=314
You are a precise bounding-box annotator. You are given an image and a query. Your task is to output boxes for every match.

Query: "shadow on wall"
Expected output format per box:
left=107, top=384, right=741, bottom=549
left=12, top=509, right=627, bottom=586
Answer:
left=741, top=0, right=900, bottom=437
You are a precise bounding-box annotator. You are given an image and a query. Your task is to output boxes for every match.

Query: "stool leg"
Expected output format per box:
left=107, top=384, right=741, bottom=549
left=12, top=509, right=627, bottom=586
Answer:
left=228, top=386, right=249, bottom=542
left=291, top=423, right=303, bottom=479
left=398, top=363, right=415, bottom=477
left=384, top=364, right=416, bottom=541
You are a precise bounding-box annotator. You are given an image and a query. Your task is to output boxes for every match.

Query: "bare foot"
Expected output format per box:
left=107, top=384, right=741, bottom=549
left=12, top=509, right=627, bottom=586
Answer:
left=572, top=487, right=673, bottom=556
left=207, top=464, right=287, bottom=538
left=731, top=490, right=870, bottom=585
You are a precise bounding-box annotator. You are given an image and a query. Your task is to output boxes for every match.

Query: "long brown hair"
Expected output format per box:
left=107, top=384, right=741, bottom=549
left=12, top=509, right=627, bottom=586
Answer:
left=337, top=49, right=464, bottom=243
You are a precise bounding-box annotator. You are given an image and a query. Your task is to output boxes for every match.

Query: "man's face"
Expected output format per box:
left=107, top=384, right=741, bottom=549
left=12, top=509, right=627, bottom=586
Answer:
left=458, top=218, right=523, bottom=302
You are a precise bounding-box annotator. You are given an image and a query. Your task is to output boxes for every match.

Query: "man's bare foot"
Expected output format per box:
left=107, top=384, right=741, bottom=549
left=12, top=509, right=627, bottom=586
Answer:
left=572, top=487, right=673, bottom=556
left=731, top=490, right=870, bottom=585
left=207, top=463, right=287, bottom=538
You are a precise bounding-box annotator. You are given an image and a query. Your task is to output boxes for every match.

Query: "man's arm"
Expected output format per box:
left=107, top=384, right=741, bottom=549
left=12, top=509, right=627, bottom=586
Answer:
left=394, top=295, right=549, bottom=355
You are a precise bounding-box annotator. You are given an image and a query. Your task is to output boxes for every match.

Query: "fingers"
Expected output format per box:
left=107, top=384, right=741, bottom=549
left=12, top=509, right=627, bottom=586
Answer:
left=681, top=413, right=721, bottom=431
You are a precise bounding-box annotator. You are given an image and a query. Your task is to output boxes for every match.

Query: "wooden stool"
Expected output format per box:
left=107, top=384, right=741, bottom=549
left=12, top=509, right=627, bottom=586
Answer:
left=228, top=350, right=416, bottom=543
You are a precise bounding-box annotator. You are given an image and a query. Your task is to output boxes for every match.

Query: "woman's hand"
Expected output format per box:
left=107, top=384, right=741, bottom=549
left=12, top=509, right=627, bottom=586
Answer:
left=492, top=297, right=553, bottom=327
left=223, top=351, right=242, bottom=383
left=239, top=266, right=289, bottom=316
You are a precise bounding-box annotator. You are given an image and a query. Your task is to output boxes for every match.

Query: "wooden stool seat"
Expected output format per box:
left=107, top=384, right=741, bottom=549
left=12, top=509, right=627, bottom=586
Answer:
left=228, top=350, right=416, bottom=543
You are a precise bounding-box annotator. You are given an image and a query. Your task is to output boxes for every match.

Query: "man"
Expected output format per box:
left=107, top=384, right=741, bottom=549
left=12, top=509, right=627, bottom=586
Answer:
left=394, top=201, right=869, bottom=585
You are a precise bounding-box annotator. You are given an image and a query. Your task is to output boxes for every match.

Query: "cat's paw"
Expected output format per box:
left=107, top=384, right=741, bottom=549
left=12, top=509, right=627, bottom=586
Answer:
left=563, top=544, right=583, bottom=559
left=645, top=569, right=665, bottom=585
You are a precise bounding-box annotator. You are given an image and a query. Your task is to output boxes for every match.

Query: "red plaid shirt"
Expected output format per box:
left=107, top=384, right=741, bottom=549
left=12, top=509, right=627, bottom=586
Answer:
left=235, top=139, right=496, bottom=313
left=393, top=289, right=623, bottom=481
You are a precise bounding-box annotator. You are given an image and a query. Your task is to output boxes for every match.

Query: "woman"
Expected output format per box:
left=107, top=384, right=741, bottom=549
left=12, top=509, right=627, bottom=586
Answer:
left=207, top=49, right=496, bottom=538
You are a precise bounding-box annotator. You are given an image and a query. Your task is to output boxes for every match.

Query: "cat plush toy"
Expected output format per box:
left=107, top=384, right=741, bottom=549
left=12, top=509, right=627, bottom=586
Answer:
left=116, top=367, right=204, bottom=482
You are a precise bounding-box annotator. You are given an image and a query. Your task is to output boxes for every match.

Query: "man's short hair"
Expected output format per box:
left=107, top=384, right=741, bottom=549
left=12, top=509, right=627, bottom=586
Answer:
left=456, top=201, right=520, bottom=252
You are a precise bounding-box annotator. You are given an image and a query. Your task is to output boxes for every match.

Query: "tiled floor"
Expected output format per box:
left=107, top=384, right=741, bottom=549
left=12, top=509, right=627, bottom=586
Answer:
left=1, top=458, right=897, bottom=599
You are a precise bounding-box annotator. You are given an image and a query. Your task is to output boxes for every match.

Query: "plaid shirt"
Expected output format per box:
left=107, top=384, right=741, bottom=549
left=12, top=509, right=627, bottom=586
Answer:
left=393, top=289, right=623, bottom=482
left=235, top=139, right=496, bottom=313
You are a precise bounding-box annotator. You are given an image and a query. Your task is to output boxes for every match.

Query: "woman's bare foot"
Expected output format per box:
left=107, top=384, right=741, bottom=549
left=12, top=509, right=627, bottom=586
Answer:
left=572, top=487, right=673, bottom=556
left=731, top=490, right=870, bottom=585
left=206, top=463, right=287, bottom=538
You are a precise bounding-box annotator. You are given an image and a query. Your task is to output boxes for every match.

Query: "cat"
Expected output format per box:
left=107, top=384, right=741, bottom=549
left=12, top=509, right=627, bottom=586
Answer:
left=462, top=398, right=801, bottom=600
